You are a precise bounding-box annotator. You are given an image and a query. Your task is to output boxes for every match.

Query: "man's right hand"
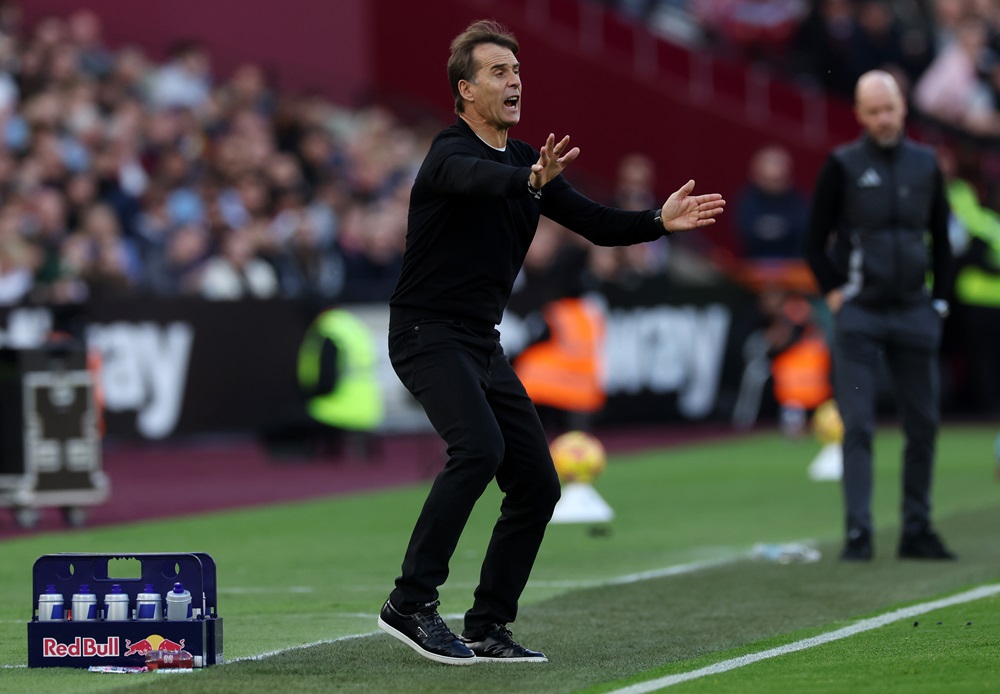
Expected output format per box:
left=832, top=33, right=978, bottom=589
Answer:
left=826, top=288, right=845, bottom=314
left=530, top=133, right=580, bottom=189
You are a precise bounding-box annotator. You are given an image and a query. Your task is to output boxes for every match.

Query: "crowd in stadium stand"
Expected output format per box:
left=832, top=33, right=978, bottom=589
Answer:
left=607, top=0, right=1000, bottom=139
left=0, top=2, right=433, bottom=305
left=600, top=0, right=1000, bottom=230
left=5, top=0, right=1000, bottom=309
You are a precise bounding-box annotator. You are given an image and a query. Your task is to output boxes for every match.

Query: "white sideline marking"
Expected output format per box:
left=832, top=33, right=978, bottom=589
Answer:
left=0, top=551, right=777, bottom=669
left=216, top=557, right=744, bottom=664
left=223, top=553, right=746, bottom=596
left=225, top=632, right=375, bottom=664
left=604, top=558, right=737, bottom=585
left=608, top=583, right=1000, bottom=694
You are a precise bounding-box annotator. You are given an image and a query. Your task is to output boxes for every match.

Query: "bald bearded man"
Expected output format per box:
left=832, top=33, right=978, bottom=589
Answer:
left=803, top=70, right=955, bottom=562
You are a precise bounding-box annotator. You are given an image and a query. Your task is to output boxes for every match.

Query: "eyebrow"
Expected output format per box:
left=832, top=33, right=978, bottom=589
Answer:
left=488, top=62, right=519, bottom=71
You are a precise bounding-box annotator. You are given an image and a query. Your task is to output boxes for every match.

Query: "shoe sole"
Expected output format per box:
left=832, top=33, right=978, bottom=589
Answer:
left=473, top=655, right=549, bottom=663
left=377, top=616, right=476, bottom=665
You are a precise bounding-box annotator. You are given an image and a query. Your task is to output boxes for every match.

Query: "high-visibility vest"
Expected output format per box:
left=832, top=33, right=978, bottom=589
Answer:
left=948, top=178, right=1000, bottom=307
left=955, top=266, right=1000, bottom=308
left=515, top=297, right=606, bottom=413
left=770, top=329, right=832, bottom=410
left=297, top=309, right=383, bottom=431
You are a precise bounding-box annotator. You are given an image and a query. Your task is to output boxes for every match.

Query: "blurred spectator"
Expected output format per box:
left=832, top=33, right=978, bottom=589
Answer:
left=67, top=9, right=113, bottom=78
left=145, top=223, right=209, bottom=296
left=912, top=19, right=999, bottom=136
left=149, top=39, right=212, bottom=113
left=76, top=202, right=142, bottom=294
left=929, top=0, right=968, bottom=52
left=218, top=63, right=276, bottom=117
left=694, top=0, right=806, bottom=66
left=505, top=217, right=589, bottom=356
left=48, top=232, right=91, bottom=303
left=734, top=144, right=808, bottom=259
left=338, top=198, right=405, bottom=303
left=200, top=227, right=279, bottom=300
left=582, top=244, right=644, bottom=290
left=265, top=200, right=344, bottom=300
left=611, top=152, right=668, bottom=274
left=507, top=218, right=605, bottom=431
left=612, top=152, right=657, bottom=210
left=25, top=187, right=70, bottom=288
left=850, top=0, right=932, bottom=87
left=938, top=144, right=1000, bottom=414
left=0, top=204, right=36, bottom=304
left=790, top=0, right=859, bottom=95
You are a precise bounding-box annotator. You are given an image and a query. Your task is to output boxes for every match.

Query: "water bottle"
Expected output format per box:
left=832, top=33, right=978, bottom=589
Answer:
left=165, top=582, right=192, bottom=621
left=71, top=584, right=98, bottom=621
left=752, top=542, right=821, bottom=564
left=135, top=584, right=163, bottom=621
left=103, top=584, right=130, bottom=621
left=145, top=648, right=194, bottom=670
left=38, top=585, right=65, bottom=621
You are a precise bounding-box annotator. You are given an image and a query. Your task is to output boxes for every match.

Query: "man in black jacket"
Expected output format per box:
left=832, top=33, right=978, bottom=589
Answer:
left=376, top=19, right=725, bottom=665
left=803, top=70, right=954, bottom=562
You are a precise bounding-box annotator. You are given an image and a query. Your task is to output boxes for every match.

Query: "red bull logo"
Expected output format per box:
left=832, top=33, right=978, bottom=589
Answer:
left=43, top=636, right=120, bottom=658
left=159, top=638, right=186, bottom=652
left=123, top=635, right=185, bottom=657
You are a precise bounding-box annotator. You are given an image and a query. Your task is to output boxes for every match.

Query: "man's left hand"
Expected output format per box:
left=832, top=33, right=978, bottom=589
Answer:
left=660, top=180, right=726, bottom=232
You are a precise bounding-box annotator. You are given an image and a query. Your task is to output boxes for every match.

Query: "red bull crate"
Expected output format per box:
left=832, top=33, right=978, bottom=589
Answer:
left=27, top=552, right=223, bottom=668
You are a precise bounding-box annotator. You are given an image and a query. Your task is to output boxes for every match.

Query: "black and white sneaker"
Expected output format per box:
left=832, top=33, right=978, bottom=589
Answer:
left=377, top=599, right=475, bottom=665
left=462, top=624, right=548, bottom=663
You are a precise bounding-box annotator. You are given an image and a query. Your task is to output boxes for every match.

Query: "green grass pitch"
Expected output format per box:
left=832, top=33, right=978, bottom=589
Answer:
left=1, top=424, right=997, bottom=693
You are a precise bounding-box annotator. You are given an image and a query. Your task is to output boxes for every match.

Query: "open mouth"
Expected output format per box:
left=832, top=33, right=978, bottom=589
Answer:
left=504, top=96, right=519, bottom=109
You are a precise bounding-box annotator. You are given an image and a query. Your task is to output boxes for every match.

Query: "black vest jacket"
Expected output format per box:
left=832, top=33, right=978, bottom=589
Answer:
left=831, top=136, right=937, bottom=307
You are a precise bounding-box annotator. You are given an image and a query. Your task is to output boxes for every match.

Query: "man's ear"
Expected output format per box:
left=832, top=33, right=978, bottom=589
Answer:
left=458, top=79, right=475, bottom=105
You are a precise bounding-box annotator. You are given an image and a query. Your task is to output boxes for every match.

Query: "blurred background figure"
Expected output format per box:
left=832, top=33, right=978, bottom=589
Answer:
left=200, top=227, right=280, bottom=300
left=504, top=217, right=598, bottom=431
left=938, top=144, right=1000, bottom=416
left=611, top=153, right=668, bottom=276
left=732, top=284, right=831, bottom=434
left=734, top=144, right=808, bottom=261
left=912, top=18, right=1000, bottom=137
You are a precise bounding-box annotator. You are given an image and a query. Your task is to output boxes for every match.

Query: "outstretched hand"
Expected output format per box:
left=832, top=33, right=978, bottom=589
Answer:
left=530, top=133, right=581, bottom=189
left=660, top=180, right=726, bottom=233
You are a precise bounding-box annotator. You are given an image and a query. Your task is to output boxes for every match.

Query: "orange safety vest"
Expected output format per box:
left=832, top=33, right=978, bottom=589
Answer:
left=770, top=329, right=832, bottom=410
left=514, top=297, right=606, bottom=413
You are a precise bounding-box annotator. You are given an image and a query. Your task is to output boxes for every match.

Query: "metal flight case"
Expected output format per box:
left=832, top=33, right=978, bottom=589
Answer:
left=0, top=342, right=108, bottom=529
left=27, top=552, right=224, bottom=668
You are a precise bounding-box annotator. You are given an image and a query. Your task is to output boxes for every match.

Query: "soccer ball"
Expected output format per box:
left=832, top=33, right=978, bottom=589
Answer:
left=550, top=431, right=606, bottom=484
left=812, top=399, right=844, bottom=444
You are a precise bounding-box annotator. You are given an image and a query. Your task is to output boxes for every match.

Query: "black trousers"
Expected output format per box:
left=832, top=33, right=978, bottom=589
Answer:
left=833, top=300, right=943, bottom=537
left=387, top=319, right=561, bottom=636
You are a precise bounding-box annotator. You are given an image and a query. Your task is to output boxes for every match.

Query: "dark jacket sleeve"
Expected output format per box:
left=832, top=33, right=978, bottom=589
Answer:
left=928, top=166, right=953, bottom=301
left=541, top=176, right=662, bottom=246
left=802, top=155, right=846, bottom=295
left=423, top=137, right=533, bottom=198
